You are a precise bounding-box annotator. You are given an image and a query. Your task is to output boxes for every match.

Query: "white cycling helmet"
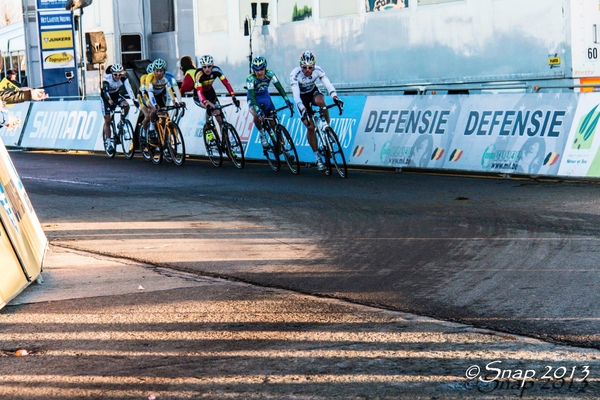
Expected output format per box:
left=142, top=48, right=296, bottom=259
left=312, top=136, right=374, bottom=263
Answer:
left=199, top=55, right=214, bottom=67
left=110, top=63, right=124, bottom=73
left=299, top=51, right=315, bottom=67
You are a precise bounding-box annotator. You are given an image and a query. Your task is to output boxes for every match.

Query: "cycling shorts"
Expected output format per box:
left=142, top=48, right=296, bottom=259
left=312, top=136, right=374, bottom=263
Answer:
left=299, top=86, right=323, bottom=115
left=101, top=92, right=128, bottom=116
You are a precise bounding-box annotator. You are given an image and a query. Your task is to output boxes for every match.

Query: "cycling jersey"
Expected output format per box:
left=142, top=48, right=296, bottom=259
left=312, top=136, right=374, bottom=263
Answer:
left=101, top=73, right=135, bottom=115
left=101, top=73, right=135, bottom=101
left=290, top=65, right=336, bottom=113
left=146, top=71, right=182, bottom=108
left=194, top=66, right=235, bottom=105
left=246, top=69, right=290, bottom=114
left=137, top=73, right=151, bottom=107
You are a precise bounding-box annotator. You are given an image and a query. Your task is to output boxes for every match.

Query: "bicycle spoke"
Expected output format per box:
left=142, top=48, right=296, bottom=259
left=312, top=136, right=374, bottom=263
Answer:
left=203, top=124, right=223, bottom=167
left=224, top=123, right=245, bottom=169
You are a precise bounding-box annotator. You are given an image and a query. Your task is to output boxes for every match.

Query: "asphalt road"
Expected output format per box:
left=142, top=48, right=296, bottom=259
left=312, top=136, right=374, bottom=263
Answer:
left=11, top=150, right=600, bottom=349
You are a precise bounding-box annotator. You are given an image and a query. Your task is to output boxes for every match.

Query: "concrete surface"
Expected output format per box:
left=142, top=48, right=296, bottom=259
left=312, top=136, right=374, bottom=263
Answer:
left=1, top=245, right=600, bottom=399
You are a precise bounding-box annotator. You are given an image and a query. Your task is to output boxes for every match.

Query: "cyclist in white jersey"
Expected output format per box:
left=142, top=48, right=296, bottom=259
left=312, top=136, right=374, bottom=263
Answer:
left=101, top=63, right=138, bottom=152
left=290, top=51, right=342, bottom=171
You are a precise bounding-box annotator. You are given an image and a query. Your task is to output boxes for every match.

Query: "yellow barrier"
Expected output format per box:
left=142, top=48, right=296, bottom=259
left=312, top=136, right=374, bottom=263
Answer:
left=0, top=140, right=47, bottom=310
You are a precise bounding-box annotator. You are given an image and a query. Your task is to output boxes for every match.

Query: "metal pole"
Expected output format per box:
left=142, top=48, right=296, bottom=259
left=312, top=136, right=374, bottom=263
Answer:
left=78, top=8, right=86, bottom=99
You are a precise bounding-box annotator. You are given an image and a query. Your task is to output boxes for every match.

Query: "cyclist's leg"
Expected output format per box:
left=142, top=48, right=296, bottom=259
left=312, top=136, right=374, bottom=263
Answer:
left=313, top=91, right=328, bottom=123
left=301, top=90, right=318, bottom=153
left=119, top=98, right=130, bottom=117
left=101, top=99, right=112, bottom=140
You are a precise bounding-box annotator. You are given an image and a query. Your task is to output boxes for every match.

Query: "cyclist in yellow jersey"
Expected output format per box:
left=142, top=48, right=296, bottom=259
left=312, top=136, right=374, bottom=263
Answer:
left=138, top=63, right=155, bottom=139
left=145, top=58, right=185, bottom=137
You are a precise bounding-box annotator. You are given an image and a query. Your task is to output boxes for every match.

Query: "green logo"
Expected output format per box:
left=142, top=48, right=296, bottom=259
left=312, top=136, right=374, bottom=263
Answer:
left=573, top=104, right=600, bottom=150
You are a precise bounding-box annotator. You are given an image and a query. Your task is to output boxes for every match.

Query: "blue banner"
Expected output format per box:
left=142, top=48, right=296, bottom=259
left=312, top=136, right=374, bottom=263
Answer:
left=20, top=101, right=103, bottom=150
left=38, top=10, right=79, bottom=98
left=37, top=0, right=68, bottom=10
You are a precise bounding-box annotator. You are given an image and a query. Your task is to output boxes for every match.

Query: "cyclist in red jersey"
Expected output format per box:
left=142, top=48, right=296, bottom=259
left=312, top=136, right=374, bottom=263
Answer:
left=194, top=55, right=240, bottom=130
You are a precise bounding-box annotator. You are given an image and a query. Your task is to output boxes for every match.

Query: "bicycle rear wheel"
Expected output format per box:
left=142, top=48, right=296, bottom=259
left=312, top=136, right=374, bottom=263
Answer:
left=223, top=123, right=245, bottom=169
left=276, top=125, right=300, bottom=174
left=324, top=127, right=347, bottom=178
left=167, top=121, right=186, bottom=166
left=120, top=120, right=135, bottom=159
left=203, top=124, right=223, bottom=167
left=263, top=128, right=280, bottom=172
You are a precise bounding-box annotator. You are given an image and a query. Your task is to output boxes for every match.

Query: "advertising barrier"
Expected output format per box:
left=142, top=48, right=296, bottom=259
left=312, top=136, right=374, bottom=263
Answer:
left=12, top=92, right=600, bottom=179
left=0, top=139, right=48, bottom=310
left=0, top=103, right=31, bottom=147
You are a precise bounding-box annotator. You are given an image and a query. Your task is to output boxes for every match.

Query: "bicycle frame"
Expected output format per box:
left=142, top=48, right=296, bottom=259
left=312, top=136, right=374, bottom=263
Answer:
left=309, top=102, right=347, bottom=178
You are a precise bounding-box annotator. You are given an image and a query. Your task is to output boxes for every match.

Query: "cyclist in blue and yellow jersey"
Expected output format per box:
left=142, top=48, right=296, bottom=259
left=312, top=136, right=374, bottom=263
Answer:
left=101, top=63, right=138, bottom=152
left=194, top=55, right=240, bottom=130
left=290, top=51, right=342, bottom=170
left=246, top=56, right=294, bottom=148
left=145, top=58, right=185, bottom=138
left=138, top=62, right=155, bottom=139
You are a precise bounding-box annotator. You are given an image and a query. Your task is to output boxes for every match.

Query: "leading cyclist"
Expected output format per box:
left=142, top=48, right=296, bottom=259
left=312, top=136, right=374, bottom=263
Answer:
left=290, top=51, right=342, bottom=171
left=101, top=63, right=138, bottom=153
left=246, top=56, right=293, bottom=148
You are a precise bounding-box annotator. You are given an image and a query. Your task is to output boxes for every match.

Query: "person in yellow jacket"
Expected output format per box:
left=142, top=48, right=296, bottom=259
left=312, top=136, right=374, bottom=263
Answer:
left=0, top=69, right=21, bottom=91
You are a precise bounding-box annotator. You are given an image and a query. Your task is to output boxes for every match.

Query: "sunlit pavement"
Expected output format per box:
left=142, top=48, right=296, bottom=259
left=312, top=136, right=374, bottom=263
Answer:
left=1, top=246, right=599, bottom=399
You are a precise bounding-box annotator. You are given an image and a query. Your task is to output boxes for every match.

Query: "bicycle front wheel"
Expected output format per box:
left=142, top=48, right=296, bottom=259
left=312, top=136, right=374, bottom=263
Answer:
left=120, top=120, right=135, bottom=159
left=167, top=121, right=186, bottom=166
left=203, top=124, right=223, bottom=167
left=276, top=125, right=300, bottom=174
left=223, top=123, right=245, bottom=169
left=150, top=124, right=164, bottom=165
left=324, top=127, right=347, bottom=178
left=263, top=128, right=280, bottom=172
left=139, top=128, right=152, bottom=162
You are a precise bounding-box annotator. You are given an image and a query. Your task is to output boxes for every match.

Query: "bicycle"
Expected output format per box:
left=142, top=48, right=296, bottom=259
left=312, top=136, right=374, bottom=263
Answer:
left=140, top=105, right=186, bottom=166
left=261, top=105, right=300, bottom=174
left=104, top=103, right=136, bottom=159
left=308, top=101, right=347, bottom=178
left=202, top=103, right=245, bottom=169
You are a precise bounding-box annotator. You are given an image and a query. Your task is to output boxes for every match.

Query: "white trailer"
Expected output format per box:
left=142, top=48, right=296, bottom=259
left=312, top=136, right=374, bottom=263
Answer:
left=16, top=0, right=600, bottom=97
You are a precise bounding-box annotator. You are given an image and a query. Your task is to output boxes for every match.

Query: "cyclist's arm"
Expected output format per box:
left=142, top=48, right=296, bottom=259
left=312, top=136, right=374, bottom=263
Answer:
left=100, top=80, right=111, bottom=102
left=122, top=78, right=136, bottom=101
left=316, top=67, right=337, bottom=97
left=218, top=75, right=236, bottom=97
left=165, top=72, right=183, bottom=103
left=245, top=75, right=261, bottom=113
left=194, top=70, right=210, bottom=105
left=290, top=82, right=303, bottom=113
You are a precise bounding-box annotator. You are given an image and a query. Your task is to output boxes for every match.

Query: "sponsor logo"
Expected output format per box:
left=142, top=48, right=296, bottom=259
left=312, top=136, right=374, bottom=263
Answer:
left=543, top=152, right=560, bottom=166
left=448, top=148, right=463, bottom=162
left=431, top=147, right=444, bottom=161
left=572, top=104, right=600, bottom=150
left=481, top=144, right=522, bottom=170
left=28, top=110, right=98, bottom=141
left=463, top=110, right=566, bottom=138
left=41, top=30, right=73, bottom=49
left=44, top=52, right=74, bottom=64
left=364, top=109, right=451, bottom=135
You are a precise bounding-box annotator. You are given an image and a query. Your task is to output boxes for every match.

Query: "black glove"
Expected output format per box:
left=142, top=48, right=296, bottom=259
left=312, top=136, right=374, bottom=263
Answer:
left=232, top=97, right=240, bottom=108
left=133, top=100, right=140, bottom=108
